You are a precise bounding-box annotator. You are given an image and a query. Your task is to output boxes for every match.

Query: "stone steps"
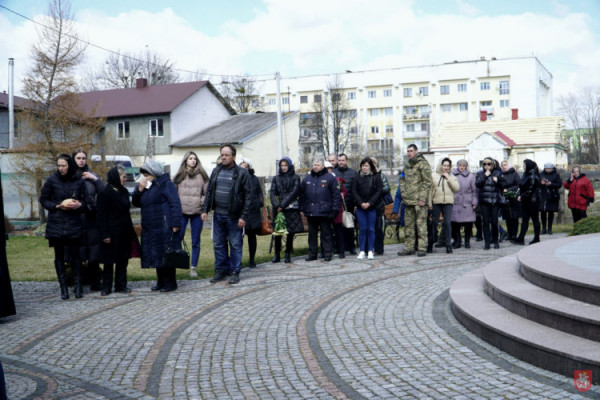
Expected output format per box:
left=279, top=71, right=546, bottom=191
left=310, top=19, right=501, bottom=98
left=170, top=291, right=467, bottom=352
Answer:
left=450, top=234, right=600, bottom=384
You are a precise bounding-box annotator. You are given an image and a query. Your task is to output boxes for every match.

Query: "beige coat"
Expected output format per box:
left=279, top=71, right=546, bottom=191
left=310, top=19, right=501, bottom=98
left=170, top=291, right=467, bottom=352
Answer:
left=428, top=161, right=460, bottom=207
left=177, top=173, right=208, bottom=215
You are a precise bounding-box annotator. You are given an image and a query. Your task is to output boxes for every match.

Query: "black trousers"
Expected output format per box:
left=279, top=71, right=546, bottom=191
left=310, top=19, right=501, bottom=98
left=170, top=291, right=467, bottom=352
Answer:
left=274, top=233, right=295, bottom=254
left=571, top=208, right=587, bottom=223
left=518, top=201, right=540, bottom=239
left=103, top=261, right=128, bottom=292
left=374, top=209, right=385, bottom=254
left=308, top=217, right=334, bottom=257
left=480, top=204, right=499, bottom=245
left=431, top=204, right=453, bottom=246
left=156, top=267, right=177, bottom=290
left=540, top=211, right=554, bottom=231
left=333, top=223, right=346, bottom=255
left=246, top=229, right=258, bottom=263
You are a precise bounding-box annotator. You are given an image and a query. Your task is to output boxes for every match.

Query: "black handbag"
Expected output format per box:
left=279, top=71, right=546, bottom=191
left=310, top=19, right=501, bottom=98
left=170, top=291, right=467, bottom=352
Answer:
left=163, top=233, right=190, bottom=269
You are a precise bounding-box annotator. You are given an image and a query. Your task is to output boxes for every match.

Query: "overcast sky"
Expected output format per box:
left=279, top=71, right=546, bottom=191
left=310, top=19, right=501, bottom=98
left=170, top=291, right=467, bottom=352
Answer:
left=1, top=0, right=599, bottom=104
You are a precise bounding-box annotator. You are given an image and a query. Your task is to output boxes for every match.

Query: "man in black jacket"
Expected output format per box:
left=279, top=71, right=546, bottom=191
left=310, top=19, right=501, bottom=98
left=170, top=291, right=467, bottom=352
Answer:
left=201, top=144, right=252, bottom=284
left=334, top=154, right=357, bottom=254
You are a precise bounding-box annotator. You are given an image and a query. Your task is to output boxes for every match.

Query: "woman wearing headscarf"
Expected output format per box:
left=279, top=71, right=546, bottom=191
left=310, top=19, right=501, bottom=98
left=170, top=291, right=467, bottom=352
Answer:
left=72, top=149, right=105, bottom=291
left=97, top=166, right=138, bottom=295
left=173, top=151, right=208, bottom=277
left=475, top=157, right=505, bottom=250
left=270, top=157, right=303, bottom=263
left=539, top=162, right=562, bottom=234
left=564, top=166, right=595, bottom=223
left=429, top=158, right=460, bottom=253
left=240, top=160, right=263, bottom=268
left=40, top=154, right=85, bottom=299
left=514, top=159, right=541, bottom=245
left=451, top=159, right=477, bottom=249
left=500, top=160, right=521, bottom=242
left=352, top=157, right=383, bottom=260
left=132, top=160, right=182, bottom=292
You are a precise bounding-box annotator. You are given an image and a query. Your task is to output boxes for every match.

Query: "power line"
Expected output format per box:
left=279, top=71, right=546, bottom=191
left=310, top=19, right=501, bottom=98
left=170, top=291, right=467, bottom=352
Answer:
left=0, top=4, right=277, bottom=81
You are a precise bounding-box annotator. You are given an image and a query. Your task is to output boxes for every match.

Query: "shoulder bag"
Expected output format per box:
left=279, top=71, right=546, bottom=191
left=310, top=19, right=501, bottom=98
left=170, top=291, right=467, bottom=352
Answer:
left=163, top=233, right=190, bottom=269
left=341, top=193, right=355, bottom=229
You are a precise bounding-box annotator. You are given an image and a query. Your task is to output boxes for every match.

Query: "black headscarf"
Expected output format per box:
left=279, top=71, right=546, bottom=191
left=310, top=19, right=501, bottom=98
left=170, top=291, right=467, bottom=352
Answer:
left=57, top=154, right=78, bottom=181
left=523, top=159, right=538, bottom=174
left=107, top=166, right=130, bottom=198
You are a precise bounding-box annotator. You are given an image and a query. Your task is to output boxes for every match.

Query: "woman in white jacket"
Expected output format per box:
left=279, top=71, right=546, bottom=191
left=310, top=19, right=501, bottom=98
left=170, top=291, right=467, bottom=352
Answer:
left=428, top=158, right=460, bottom=253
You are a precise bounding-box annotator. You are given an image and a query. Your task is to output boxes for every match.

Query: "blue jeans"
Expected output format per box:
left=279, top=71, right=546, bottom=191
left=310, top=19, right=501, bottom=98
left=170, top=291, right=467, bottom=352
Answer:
left=356, top=208, right=376, bottom=252
left=180, top=214, right=203, bottom=267
left=213, top=213, right=243, bottom=274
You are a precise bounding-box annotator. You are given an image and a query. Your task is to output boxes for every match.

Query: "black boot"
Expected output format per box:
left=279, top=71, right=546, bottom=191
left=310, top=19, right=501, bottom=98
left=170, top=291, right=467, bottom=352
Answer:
left=446, top=245, right=453, bottom=253
left=272, top=238, right=281, bottom=263
left=464, top=229, right=471, bottom=249
left=284, top=252, right=291, bottom=263
left=54, top=260, right=69, bottom=300
left=271, top=254, right=280, bottom=263
left=529, top=236, right=540, bottom=245
left=72, top=260, right=83, bottom=299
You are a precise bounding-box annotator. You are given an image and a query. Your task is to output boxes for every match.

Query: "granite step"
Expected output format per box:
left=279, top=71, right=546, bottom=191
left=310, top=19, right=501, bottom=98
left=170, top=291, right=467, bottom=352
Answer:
left=483, top=255, right=600, bottom=342
left=450, top=267, right=600, bottom=383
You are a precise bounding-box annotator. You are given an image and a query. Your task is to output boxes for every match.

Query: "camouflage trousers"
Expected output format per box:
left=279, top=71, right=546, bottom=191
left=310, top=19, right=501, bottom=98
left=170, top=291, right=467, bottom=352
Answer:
left=404, top=205, right=428, bottom=252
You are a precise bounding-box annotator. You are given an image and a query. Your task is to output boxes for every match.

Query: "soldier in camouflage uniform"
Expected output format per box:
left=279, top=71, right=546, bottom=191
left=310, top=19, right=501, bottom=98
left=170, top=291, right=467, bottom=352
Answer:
left=397, top=144, right=433, bottom=257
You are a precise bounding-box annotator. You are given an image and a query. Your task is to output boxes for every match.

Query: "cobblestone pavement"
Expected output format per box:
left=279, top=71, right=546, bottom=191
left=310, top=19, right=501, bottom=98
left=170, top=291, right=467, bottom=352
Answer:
left=2, top=234, right=599, bottom=399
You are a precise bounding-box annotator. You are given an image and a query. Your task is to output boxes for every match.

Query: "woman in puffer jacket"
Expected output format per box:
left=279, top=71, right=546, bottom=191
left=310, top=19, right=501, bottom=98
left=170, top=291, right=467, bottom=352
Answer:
left=500, top=160, right=521, bottom=241
left=475, top=157, right=505, bottom=250
left=173, top=151, right=208, bottom=278
left=451, top=159, right=477, bottom=249
left=539, top=162, right=562, bottom=234
left=564, top=166, right=595, bottom=223
left=429, top=158, right=460, bottom=253
left=352, top=157, right=383, bottom=260
left=40, top=154, right=85, bottom=300
left=514, top=159, right=541, bottom=245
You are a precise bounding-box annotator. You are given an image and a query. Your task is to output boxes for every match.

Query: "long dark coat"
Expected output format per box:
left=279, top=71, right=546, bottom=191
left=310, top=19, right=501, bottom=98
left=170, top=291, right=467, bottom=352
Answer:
left=501, top=167, right=521, bottom=219
left=132, top=173, right=182, bottom=268
left=40, top=168, right=85, bottom=242
left=270, top=162, right=303, bottom=233
left=475, top=168, right=505, bottom=206
left=0, top=172, right=16, bottom=318
left=78, top=165, right=105, bottom=263
left=246, top=172, right=263, bottom=231
left=97, top=169, right=137, bottom=264
left=539, top=168, right=562, bottom=213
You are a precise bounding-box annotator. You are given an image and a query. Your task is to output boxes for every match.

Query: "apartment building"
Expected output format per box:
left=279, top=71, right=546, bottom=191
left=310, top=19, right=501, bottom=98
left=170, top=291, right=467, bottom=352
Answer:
left=245, top=57, right=553, bottom=167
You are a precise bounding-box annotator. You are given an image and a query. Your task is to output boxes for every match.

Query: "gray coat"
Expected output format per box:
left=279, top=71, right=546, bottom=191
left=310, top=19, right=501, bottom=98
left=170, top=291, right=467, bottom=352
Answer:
left=451, top=168, right=478, bottom=223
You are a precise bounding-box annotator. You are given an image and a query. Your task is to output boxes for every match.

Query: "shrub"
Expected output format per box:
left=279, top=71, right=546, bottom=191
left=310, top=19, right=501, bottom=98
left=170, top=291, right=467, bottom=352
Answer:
left=569, top=215, right=600, bottom=236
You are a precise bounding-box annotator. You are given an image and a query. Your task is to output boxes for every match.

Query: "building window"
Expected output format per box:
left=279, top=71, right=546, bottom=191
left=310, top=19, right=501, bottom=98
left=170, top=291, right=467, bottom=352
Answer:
left=251, top=99, right=259, bottom=108
left=500, top=99, right=510, bottom=108
left=480, top=101, right=492, bottom=107
left=419, top=87, right=429, bottom=96
left=348, top=92, right=356, bottom=100
left=349, top=126, right=358, bottom=135
left=384, top=89, right=393, bottom=97
left=371, top=126, right=379, bottom=134
left=405, top=106, right=417, bottom=115
left=269, top=98, right=276, bottom=106
left=406, top=124, right=415, bottom=132
left=420, top=123, right=429, bottom=132
left=403, top=88, right=412, bottom=97
left=480, top=81, right=490, bottom=90
left=457, top=83, right=467, bottom=92
left=442, top=104, right=452, bottom=112
left=300, top=95, right=308, bottom=104
left=499, top=80, right=510, bottom=95
left=368, top=90, right=376, bottom=99
left=314, top=94, right=322, bottom=103
left=384, top=107, right=393, bottom=116
left=149, top=119, right=164, bottom=137
left=440, top=85, right=450, bottom=95
left=459, top=103, right=468, bottom=111
left=117, top=121, right=130, bottom=139
left=282, top=97, right=289, bottom=105
left=385, top=125, right=393, bottom=133
left=369, top=108, right=379, bottom=117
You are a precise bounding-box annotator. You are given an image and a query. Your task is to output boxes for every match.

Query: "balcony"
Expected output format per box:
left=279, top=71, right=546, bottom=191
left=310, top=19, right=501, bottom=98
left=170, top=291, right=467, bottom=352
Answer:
left=403, top=112, right=430, bottom=120
left=403, top=130, right=429, bottom=139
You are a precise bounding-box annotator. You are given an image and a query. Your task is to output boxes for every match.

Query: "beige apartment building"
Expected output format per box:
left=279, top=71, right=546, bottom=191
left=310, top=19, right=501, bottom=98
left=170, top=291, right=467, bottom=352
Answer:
left=239, top=57, right=554, bottom=168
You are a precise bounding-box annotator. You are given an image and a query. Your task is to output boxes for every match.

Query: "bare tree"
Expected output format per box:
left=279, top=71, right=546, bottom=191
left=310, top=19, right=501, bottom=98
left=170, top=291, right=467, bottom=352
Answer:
left=218, top=76, right=261, bottom=113
left=559, top=87, right=600, bottom=164
left=310, top=76, right=357, bottom=157
left=88, top=49, right=180, bottom=89
left=14, top=0, right=105, bottom=222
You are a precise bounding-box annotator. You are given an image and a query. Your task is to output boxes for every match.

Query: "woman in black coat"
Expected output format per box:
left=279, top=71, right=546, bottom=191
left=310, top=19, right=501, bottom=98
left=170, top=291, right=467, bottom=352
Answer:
left=515, top=159, right=541, bottom=245
left=97, top=166, right=138, bottom=296
left=132, top=160, right=182, bottom=292
left=240, top=160, right=263, bottom=268
left=352, top=157, right=383, bottom=259
left=475, top=157, right=505, bottom=250
left=539, top=162, right=562, bottom=234
left=270, top=157, right=303, bottom=263
left=500, top=160, right=521, bottom=241
left=40, top=154, right=85, bottom=299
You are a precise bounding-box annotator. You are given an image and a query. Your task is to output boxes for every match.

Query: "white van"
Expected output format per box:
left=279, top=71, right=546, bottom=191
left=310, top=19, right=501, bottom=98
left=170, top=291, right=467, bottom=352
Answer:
left=90, top=155, right=138, bottom=182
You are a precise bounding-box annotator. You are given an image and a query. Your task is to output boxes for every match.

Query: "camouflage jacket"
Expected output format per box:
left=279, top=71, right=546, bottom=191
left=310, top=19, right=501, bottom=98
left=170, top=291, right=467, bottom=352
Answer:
left=401, top=153, right=433, bottom=206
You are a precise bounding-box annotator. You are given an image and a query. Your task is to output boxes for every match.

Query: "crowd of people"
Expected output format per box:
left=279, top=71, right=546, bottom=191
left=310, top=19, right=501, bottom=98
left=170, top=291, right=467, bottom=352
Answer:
left=39, top=143, right=595, bottom=299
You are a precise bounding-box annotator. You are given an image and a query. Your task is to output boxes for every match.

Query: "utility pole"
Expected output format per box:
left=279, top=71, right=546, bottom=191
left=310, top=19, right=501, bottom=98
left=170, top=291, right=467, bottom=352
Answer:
left=276, top=72, right=283, bottom=160
left=8, top=58, right=15, bottom=149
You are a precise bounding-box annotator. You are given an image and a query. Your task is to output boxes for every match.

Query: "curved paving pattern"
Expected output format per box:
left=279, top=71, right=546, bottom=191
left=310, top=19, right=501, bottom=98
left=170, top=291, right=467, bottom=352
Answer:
left=2, top=235, right=599, bottom=399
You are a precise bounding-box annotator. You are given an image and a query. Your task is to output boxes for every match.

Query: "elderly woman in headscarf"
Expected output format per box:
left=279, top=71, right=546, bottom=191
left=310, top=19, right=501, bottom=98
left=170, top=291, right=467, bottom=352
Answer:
left=514, top=159, right=541, bottom=245
left=500, top=160, right=521, bottom=241
left=539, top=162, right=562, bottom=234
left=451, top=159, right=477, bottom=249
left=132, top=160, right=182, bottom=292
left=97, top=166, right=138, bottom=296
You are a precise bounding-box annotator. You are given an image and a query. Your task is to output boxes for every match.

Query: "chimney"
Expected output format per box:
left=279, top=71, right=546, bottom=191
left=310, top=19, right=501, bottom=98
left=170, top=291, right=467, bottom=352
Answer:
left=480, top=110, right=488, bottom=121
left=511, top=108, right=519, bottom=120
left=136, top=78, right=148, bottom=89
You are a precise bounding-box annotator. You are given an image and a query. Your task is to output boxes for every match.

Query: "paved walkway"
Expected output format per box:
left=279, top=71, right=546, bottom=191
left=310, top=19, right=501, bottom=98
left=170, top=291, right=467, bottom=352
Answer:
left=2, top=234, right=599, bottom=399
